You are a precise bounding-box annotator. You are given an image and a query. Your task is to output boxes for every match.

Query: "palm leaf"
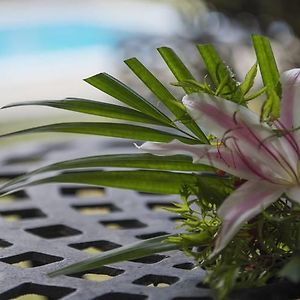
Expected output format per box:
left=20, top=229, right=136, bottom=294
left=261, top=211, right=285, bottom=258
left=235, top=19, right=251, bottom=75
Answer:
left=125, top=57, right=208, bottom=143
left=0, top=154, right=213, bottom=192
left=85, top=73, right=172, bottom=125
left=0, top=122, right=199, bottom=144
left=2, top=170, right=201, bottom=195
left=197, top=44, right=242, bottom=102
left=251, top=35, right=280, bottom=95
left=251, top=34, right=281, bottom=120
left=24, top=154, right=213, bottom=172
left=239, top=63, right=258, bottom=96
left=158, top=47, right=197, bottom=94
left=3, top=98, right=169, bottom=126
left=48, top=234, right=178, bottom=276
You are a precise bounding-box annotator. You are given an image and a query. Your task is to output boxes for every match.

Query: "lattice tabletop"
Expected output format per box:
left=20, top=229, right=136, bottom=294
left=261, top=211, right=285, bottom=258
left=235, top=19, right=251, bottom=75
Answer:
left=0, top=137, right=214, bottom=300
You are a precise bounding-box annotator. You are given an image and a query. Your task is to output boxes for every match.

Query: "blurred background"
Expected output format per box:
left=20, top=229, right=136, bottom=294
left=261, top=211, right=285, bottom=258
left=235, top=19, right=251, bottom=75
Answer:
left=0, top=0, right=299, bottom=128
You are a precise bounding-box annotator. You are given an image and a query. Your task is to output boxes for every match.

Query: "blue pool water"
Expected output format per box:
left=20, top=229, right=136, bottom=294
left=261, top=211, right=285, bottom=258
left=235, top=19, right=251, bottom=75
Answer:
left=0, top=23, right=134, bottom=57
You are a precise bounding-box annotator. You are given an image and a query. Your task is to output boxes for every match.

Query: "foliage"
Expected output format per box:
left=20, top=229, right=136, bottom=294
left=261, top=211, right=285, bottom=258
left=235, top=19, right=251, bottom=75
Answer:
left=0, top=34, right=297, bottom=299
left=170, top=188, right=300, bottom=299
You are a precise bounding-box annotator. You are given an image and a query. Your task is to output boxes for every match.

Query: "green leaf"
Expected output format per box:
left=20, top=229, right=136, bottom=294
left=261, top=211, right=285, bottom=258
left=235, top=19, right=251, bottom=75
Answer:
left=84, top=73, right=172, bottom=125
left=168, top=231, right=213, bottom=247
left=244, top=86, right=267, bottom=101
left=124, top=57, right=208, bottom=143
left=2, top=98, right=169, bottom=126
left=197, top=44, right=242, bottom=102
left=6, top=170, right=200, bottom=195
left=195, top=175, right=233, bottom=206
left=251, top=35, right=281, bottom=119
left=239, top=62, right=258, bottom=96
left=124, top=57, right=186, bottom=115
left=215, top=74, right=230, bottom=96
left=48, top=234, right=178, bottom=277
left=260, top=89, right=281, bottom=121
left=34, top=154, right=212, bottom=172
left=172, top=79, right=209, bottom=93
left=0, top=171, right=230, bottom=207
left=197, top=44, right=226, bottom=87
left=157, top=47, right=197, bottom=94
left=0, top=154, right=213, bottom=193
left=0, top=122, right=199, bottom=144
left=251, top=35, right=280, bottom=96
left=279, top=253, right=300, bottom=283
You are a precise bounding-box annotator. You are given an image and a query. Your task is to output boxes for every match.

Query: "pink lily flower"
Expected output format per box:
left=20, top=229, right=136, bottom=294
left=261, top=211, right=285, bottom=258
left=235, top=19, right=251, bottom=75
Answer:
left=140, top=69, right=300, bottom=256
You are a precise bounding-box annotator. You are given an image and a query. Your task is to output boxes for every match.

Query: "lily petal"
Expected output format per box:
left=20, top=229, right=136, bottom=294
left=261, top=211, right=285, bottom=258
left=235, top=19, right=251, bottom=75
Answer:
left=182, top=93, right=273, bottom=144
left=138, top=140, right=210, bottom=162
left=183, top=93, right=293, bottom=178
left=280, top=68, right=300, bottom=133
left=275, top=69, right=300, bottom=169
left=286, top=185, right=300, bottom=204
left=139, top=140, right=268, bottom=181
left=211, top=180, right=284, bottom=257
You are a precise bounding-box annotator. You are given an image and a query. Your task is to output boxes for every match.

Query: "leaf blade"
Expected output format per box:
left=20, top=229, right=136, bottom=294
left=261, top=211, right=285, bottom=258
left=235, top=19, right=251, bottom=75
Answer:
left=7, top=170, right=200, bottom=195
left=251, top=35, right=280, bottom=95
left=125, top=57, right=208, bottom=143
left=0, top=122, right=199, bottom=144
left=0, top=154, right=213, bottom=194
left=85, top=73, right=172, bottom=125
left=251, top=35, right=281, bottom=120
left=48, top=234, right=178, bottom=276
left=197, top=44, right=242, bottom=102
left=2, top=99, right=169, bottom=126
left=158, top=47, right=197, bottom=94
left=23, top=154, right=213, bottom=173
left=239, top=63, right=258, bottom=96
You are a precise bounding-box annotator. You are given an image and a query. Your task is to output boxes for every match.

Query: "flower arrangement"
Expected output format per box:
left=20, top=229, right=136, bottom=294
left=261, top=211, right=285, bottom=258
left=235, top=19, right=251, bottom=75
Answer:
left=1, top=35, right=300, bottom=299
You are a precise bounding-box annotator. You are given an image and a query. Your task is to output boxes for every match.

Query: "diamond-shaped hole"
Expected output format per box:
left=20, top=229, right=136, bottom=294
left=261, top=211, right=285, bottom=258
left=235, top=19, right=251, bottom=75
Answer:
left=0, top=208, right=46, bottom=222
left=136, top=232, right=169, bottom=240
left=0, top=282, right=75, bottom=300
left=72, top=204, right=120, bottom=216
left=0, top=252, right=63, bottom=268
left=4, top=155, right=43, bottom=166
left=69, top=266, right=124, bottom=282
left=0, top=190, right=28, bottom=203
left=173, top=262, right=195, bottom=270
left=25, top=225, right=82, bottom=239
left=60, top=187, right=105, bottom=198
left=69, top=240, right=121, bottom=254
left=0, top=239, right=12, bottom=248
left=147, top=202, right=176, bottom=213
left=133, top=274, right=179, bottom=287
left=101, top=219, right=147, bottom=230
left=130, top=254, right=167, bottom=264
left=93, top=292, right=148, bottom=300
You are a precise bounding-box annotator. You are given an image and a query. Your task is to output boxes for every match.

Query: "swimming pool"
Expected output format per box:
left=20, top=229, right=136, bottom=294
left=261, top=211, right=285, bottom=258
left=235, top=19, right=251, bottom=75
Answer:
left=0, top=23, right=134, bottom=57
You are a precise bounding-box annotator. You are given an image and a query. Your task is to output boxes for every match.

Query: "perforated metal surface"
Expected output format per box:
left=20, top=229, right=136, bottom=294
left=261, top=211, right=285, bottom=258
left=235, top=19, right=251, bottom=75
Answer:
left=0, top=137, right=215, bottom=300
